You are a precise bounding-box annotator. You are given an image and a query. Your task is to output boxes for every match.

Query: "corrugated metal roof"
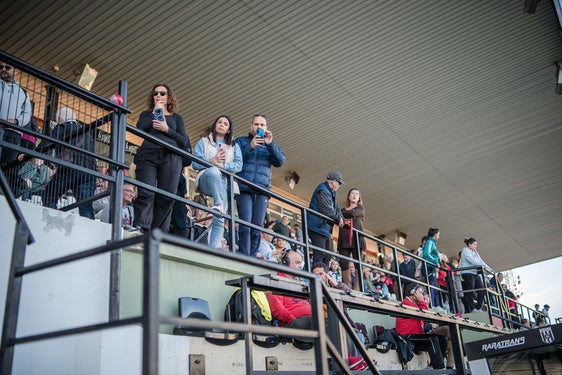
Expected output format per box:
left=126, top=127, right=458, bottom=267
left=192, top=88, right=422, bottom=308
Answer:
left=1, top=0, right=561, bottom=269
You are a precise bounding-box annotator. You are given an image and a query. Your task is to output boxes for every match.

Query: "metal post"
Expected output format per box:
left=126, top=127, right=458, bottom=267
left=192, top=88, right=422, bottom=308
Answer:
left=310, top=277, right=329, bottom=374
left=0, top=222, right=31, bottom=375
left=42, top=85, right=59, bottom=134
left=108, top=81, right=128, bottom=321
left=449, top=322, right=467, bottom=375
left=143, top=230, right=161, bottom=375
left=301, top=208, right=310, bottom=273
left=241, top=278, right=254, bottom=375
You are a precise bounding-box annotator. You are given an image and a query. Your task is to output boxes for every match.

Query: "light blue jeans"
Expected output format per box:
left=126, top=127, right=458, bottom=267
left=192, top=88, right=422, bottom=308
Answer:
left=197, top=167, right=227, bottom=249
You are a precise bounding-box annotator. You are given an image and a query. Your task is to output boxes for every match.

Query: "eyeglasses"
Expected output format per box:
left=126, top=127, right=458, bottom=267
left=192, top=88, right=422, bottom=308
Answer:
left=153, top=91, right=167, bottom=97
left=0, top=65, right=14, bottom=71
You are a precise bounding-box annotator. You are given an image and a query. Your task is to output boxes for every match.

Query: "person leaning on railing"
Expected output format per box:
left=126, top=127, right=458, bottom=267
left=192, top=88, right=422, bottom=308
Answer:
left=458, top=237, right=493, bottom=313
left=132, top=84, right=190, bottom=233
left=307, top=171, right=345, bottom=264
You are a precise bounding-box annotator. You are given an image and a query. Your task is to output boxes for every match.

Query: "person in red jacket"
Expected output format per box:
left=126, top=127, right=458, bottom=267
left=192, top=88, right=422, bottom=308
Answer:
left=267, top=250, right=312, bottom=329
left=396, top=283, right=454, bottom=369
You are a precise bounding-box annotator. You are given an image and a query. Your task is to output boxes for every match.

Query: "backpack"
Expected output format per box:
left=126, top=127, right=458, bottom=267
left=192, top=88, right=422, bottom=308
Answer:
left=224, top=289, right=272, bottom=326
left=373, top=328, right=415, bottom=364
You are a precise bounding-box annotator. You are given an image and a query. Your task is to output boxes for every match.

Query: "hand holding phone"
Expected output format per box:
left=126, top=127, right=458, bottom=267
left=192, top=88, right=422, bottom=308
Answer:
left=256, top=128, right=265, bottom=138
left=153, top=107, right=164, bottom=122
left=217, top=144, right=226, bottom=162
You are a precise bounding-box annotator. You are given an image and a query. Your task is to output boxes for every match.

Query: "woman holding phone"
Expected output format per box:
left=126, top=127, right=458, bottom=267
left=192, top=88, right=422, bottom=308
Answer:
left=192, top=115, right=242, bottom=249
left=133, top=84, right=190, bottom=233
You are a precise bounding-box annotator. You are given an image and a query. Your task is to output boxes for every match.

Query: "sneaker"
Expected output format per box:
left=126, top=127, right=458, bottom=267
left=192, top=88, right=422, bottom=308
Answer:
left=348, top=355, right=368, bottom=370
left=432, top=306, right=448, bottom=314
left=211, top=204, right=224, bottom=214
left=471, top=308, right=482, bottom=313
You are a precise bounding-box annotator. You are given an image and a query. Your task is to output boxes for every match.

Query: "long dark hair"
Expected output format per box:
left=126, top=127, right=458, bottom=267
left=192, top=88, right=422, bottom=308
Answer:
left=464, top=237, right=477, bottom=246
left=427, top=227, right=439, bottom=238
left=345, top=187, right=363, bottom=207
left=210, top=115, right=234, bottom=145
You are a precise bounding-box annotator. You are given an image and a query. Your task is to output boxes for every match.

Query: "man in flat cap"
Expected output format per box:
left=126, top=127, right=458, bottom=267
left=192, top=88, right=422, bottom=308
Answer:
left=306, top=171, right=344, bottom=264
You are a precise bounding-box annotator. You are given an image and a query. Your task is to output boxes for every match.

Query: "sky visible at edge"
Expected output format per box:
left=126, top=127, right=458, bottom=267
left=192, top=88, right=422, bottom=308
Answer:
left=510, top=256, right=562, bottom=323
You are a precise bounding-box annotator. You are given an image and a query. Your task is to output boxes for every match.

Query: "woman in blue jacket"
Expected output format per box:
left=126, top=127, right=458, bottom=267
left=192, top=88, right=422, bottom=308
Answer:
left=235, top=114, right=286, bottom=257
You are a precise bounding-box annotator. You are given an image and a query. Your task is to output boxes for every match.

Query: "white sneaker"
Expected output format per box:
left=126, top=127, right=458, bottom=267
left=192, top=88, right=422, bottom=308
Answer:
left=432, top=306, right=447, bottom=314
left=211, top=204, right=224, bottom=214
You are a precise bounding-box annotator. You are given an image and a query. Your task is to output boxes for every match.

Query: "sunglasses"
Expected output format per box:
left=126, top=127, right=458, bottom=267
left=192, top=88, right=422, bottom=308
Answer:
left=0, top=65, right=14, bottom=71
left=153, top=91, right=167, bottom=97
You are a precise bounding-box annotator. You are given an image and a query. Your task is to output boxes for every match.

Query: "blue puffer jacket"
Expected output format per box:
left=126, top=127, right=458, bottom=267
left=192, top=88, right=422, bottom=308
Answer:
left=307, top=182, right=341, bottom=236
left=235, top=133, right=286, bottom=193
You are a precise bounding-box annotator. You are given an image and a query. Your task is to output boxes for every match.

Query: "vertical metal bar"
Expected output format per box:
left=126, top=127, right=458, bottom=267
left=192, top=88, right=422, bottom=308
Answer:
left=393, top=247, right=403, bottom=299
left=42, top=85, right=59, bottom=134
left=143, top=230, right=161, bottom=375
left=241, top=278, right=254, bottom=375
left=301, top=207, right=310, bottom=272
left=0, top=222, right=30, bottom=375
left=449, top=322, right=467, bottom=375
left=309, top=277, right=328, bottom=374
left=108, top=81, right=128, bottom=322
left=227, top=174, right=236, bottom=253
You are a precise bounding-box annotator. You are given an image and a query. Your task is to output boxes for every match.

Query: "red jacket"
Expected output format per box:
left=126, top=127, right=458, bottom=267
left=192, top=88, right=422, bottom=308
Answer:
left=395, top=297, right=427, bottom=335
left=437, top=263, right=451, bottom=288
left=266, top=272, right=311, bottom=326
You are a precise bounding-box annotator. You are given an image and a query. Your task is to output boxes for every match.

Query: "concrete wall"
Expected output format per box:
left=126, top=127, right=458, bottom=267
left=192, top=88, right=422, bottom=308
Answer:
left=1, top=197, right=113, bottom=374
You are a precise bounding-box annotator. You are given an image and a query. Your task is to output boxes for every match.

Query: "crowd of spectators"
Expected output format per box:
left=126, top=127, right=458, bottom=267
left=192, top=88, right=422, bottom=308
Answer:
left=1, top=68, right=552, bottom=330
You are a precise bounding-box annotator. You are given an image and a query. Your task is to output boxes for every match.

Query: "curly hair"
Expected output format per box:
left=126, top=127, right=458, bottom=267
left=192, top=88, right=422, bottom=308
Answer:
left=146, top=83, right=179, bottom=114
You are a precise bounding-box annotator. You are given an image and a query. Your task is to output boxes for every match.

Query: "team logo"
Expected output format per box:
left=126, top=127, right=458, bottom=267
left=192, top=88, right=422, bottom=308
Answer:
left=539, top=327, right=554, bottom=344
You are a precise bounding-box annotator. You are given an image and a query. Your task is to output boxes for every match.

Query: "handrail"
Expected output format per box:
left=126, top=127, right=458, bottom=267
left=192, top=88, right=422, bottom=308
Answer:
left=0, top=51, right=130, bottom=114
left=0, top=170, right=34, bottom=245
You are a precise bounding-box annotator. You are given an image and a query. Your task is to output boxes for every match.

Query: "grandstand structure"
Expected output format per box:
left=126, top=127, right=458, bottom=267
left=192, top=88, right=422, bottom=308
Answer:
left=2, top=1, right=562, bottom=373
left=1, top=49, right=561, bottom=374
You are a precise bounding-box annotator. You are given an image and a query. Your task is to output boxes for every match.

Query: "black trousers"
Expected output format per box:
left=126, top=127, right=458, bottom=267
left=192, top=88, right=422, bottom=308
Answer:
left=407, top=333, right=447, bottom=369
left=462, top=273, right=485, bottom=312
left=309, top=230, right=332, bottom=264
left=0, top=130, right=21, bottom=166
left=134, top=150, right=182, bottom=232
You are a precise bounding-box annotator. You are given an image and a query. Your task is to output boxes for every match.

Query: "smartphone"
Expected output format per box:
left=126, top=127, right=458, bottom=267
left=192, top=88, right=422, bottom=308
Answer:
left=153, top=108, right=164, bottom=121
left=256, top=128, right=265, bottom=138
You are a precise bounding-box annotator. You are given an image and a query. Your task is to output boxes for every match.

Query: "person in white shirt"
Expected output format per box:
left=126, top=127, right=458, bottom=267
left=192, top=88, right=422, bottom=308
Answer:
left=459, top=237, right=493, bottom=313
